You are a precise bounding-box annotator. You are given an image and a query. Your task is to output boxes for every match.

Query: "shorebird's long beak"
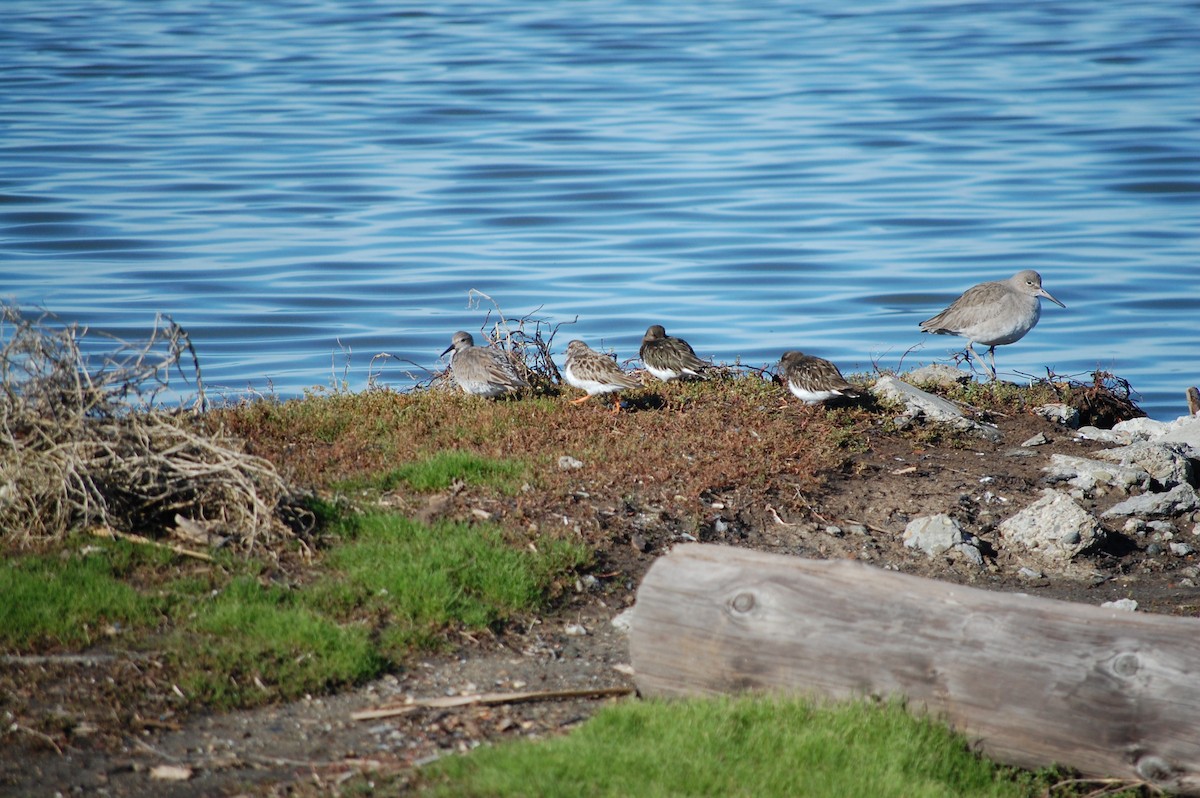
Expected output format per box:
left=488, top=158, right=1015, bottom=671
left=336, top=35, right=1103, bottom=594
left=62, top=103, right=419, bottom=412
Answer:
left=1039, top=287, right=1066, bottom=309
left=440, top=344, right=455, bottom=357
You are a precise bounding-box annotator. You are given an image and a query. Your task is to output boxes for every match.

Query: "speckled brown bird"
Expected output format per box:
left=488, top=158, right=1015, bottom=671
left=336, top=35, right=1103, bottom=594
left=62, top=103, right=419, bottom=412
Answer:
left=777, top=350, right=860, bottom=405
left=639, top=324, right=711, bottom=382
left=562, top=339, right=641, bottom=413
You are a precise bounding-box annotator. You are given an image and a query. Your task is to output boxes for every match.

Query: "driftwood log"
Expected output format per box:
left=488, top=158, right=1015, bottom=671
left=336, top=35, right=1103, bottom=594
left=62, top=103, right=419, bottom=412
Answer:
left=629, top=544, right=1200, bottom=795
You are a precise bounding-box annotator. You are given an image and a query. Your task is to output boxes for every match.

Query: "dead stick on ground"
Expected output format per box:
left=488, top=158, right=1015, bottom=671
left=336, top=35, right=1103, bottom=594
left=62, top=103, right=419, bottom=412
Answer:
left=91, top=525, right=214, bottom=562
left=14, top=724, right=64, bottom=756
left=351, top=686, right=634, bottom=722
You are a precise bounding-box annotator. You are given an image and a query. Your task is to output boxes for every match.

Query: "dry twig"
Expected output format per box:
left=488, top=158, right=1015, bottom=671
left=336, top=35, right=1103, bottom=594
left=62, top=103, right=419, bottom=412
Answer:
left=0, top=303, right=298, bottom=550
left=351, top=686, right=634, bottom=722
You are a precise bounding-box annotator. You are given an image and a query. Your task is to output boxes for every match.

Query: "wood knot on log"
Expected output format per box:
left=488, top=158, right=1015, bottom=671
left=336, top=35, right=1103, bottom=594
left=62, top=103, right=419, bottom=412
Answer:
left=1110, top=652, right=1140, bottom=679
left=1136, top=754, right=1174, bottom=783
left=730, top=592, right=756, bottom=614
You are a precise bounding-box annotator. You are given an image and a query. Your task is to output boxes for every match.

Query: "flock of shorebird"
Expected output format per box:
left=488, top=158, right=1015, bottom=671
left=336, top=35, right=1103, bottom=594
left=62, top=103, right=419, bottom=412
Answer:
left=440, top=269, right=1066, bottom=413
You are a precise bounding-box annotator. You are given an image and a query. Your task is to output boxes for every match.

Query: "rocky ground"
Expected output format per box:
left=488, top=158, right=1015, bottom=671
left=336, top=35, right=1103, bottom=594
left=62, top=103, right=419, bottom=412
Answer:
left=4, top=372, right=1199, bottom=797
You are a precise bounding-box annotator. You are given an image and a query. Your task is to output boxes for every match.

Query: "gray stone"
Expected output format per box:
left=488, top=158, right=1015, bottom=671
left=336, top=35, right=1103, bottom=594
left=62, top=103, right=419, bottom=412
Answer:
left=1170, top=542, right=1195, bottom=556
left=903, top=514, right=982, bottom=564
left=1101, top=598, right=1139, bottom=612
left=1017, top=566, right=1044, bottom=580
left=1075, top=426, right=1133, bottom=445
left=998, top=490, right=1104, bottom=559
left=1022, top=432, right=1051, bottom=447
left=557, top=455, right=585, bottom=470
left=905, top=364, right=970, bottom=390
left=1101, top=483, right=1200, bottom=519
left=871, top=376, right=1002, bottom=442
left=1042, top=454, right=1149, bottom=494
left=1033, top=403, right=1081, bottom=429
left=1146, top=520, right=1175, bottom=536
left=1112, top=417, right=1169, bottom=441
left=1156, top=414, right=1200, bottom=450
left=1094, top=442, right=1196, bottom=489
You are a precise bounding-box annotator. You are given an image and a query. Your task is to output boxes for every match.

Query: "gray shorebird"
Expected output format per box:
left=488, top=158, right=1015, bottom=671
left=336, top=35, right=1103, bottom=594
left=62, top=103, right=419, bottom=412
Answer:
left=919, top=269, right=1065, bottom=379
left=639, top=324, right=711, bottom=382
left=440, top=331, right=528, bottom=397
left=777, top=350, right=861, bottom=405
left=562, top=339, right=641, bottom=413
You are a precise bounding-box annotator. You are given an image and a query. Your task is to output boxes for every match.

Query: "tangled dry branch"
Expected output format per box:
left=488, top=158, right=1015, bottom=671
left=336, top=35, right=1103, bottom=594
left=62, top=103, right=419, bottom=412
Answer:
left=0, top=304, right=299, bottom=550
left=463, top=289, right=575, bottom=391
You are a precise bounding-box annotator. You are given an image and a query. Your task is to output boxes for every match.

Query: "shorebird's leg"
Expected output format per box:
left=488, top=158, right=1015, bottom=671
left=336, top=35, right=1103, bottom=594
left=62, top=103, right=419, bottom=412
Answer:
left=570, top=394, right=591, bottom=405
left=610, top=394, right=622, bottom=414
left=964, top=341, right=978, bottom=372
left=986, top=346, right=998, bottom=381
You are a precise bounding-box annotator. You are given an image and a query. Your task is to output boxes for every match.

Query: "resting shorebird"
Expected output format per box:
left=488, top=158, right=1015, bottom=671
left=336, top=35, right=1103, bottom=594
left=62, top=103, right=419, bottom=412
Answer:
left=777, top=350, right=861, bottom=405
left=562, top=339, right=641, bottom=413
left=639, top=324, right=711, bottom=382
left=440, top=331, right=528, bottom=397
left=919, top=269, right=1065, bottom=379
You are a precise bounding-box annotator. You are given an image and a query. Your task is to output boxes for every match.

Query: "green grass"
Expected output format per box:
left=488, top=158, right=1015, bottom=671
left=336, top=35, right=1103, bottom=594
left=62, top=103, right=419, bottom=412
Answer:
left=0, top=510, right=588, bottom=709
left=170, top=576, right=383, bottom=706
left=418, top=696, right=1042, bottom=798
left=306, top=512, right=590, bottom=654
left=0, top=543, right=169, bottom=650
left=344, top=450, right=529, bottom=494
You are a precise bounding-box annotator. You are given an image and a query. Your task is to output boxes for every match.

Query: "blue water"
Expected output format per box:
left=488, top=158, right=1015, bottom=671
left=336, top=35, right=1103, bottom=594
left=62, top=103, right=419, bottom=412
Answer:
left=2, top=0, right=1198, bottom=418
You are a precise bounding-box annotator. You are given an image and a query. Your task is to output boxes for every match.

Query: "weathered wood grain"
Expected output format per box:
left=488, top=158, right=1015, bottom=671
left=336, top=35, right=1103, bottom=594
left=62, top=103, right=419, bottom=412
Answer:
left=629, top=543, right=1200, bottom=794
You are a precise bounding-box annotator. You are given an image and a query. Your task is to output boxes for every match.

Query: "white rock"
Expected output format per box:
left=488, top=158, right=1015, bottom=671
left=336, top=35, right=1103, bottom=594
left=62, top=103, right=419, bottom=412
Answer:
left=1074, top=426, right=1133, bottom=445
left=905, top=364, right=970, bottom=389
left=903, top=514, right=982, bottom=563
left=871, top=376, right=1001, bottom=442
left=1042, top=454, right=1149, bottom=494
left=564, top=623, right=589, bottom=637
left=150, top=765, right=194, bottom=782
left=998, top=490, right=1103, bottom=559
left=1157, top=414, right=1200, bottom=450
left=1101, top=598, right=1139, bottom=612
left=1093, top=442, right=1195, bottom=490
left=1113, top=417, right=1169, bottom=441
left=1033, top=403, right=1081, bottom=429
left=1022, top=432, right=1051, bottom=447
left=1170, top=542, right=1195, bottom=556
left=558, top=455, right=585, bottom=470
left=1101, top=484, right=1200, bottom=518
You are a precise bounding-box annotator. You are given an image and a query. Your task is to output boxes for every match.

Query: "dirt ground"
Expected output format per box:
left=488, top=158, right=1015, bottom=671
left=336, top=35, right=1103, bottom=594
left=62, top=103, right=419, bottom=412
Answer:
left=4, top=396, right=1199, bottom=797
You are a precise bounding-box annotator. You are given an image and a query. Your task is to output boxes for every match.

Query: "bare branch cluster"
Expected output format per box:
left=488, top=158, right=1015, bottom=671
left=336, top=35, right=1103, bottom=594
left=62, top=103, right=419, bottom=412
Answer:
left=0, top=303, right=297, bottom=550
left=466, top=289, right=576, bottom=392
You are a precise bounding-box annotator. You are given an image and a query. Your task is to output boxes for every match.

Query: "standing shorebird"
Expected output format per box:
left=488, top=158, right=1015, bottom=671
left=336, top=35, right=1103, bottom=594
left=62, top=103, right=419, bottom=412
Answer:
left=562, top=339, right=642, bottom=413
left=777, top=350, right=861, bottom=405
left=919, top=269, right=1066, bottom=379
left=440, top=331, right=528, bottom=397
left=639, top=324, right=711, bottom=382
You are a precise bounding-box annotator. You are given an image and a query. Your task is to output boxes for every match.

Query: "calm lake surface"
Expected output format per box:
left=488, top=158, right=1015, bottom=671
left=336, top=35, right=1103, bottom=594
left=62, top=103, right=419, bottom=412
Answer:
left=3, top=0, right=1198, bottom=419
